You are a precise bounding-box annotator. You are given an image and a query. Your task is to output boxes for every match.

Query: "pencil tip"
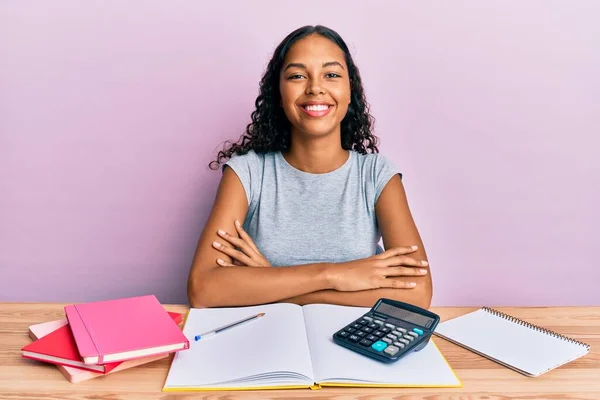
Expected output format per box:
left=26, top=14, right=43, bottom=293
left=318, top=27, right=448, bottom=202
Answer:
left=258, top=313, right=265, bottom=317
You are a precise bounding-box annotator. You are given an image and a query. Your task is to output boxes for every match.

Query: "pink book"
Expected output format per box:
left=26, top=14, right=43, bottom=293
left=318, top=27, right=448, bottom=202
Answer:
left=28, top=311, right=183, bottom=383
left=65, top=295, right=189, bottom=364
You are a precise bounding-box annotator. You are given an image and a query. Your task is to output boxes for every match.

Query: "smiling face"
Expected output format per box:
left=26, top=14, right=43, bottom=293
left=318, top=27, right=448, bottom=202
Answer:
left=279, top=34, right=351, bottom=140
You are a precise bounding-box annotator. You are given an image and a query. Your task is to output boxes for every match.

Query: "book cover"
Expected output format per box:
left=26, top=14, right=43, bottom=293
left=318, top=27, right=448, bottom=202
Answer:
left=434, top=307, right=590, bottom=377
left=23, top=324, right=118, bottom=373
left=65, top=295, right=189, bottom=364
left=26, top=311, right=183, bottom=383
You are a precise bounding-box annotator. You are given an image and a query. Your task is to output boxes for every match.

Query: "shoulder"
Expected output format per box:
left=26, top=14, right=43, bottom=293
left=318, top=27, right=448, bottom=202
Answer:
left=222, top=149, right=267, bottom=172
left=355, top=151, right=388, bottom=165
left=353, top=151, right=402, bottom=203
left=222, top=149, right=272, bottom=206
left=354, top=151, right=401, bottom=178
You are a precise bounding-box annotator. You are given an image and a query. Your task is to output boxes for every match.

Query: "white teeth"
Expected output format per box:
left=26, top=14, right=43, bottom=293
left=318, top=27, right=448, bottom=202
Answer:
left=304, top=104, right=330, bottom=111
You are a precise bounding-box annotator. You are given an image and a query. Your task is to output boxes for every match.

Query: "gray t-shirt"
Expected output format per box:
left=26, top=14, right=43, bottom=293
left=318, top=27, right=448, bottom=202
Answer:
left=223, top=149, right=401, bottom=267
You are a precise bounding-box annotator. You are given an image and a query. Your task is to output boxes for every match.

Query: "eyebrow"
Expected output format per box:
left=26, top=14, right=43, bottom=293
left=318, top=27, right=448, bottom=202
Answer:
left=284, top=61, right=345, bottom=71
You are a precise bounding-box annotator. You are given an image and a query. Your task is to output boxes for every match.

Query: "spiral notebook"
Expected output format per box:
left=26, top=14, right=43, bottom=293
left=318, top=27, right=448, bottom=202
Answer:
left=434, top=307, right=590, bottom=377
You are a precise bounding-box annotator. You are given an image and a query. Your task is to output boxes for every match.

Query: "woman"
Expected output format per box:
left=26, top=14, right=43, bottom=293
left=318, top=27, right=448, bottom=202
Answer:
left=187, top=25, right=432, bottom=309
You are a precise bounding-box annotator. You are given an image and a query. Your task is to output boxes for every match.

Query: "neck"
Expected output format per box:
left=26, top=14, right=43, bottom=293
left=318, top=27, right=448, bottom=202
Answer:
left=282, top=128, right=349, bottom=174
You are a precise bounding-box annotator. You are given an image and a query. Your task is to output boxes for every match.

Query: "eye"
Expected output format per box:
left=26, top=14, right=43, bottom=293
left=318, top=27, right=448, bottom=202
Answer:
left=288, top=74, right=306, bottom=80
left=326, top=73, right=341, bottom=78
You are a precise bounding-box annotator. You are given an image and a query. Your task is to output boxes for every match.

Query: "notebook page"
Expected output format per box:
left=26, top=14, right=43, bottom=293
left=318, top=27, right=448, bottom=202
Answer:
left=435, top=309, right=589, bottom=377
left=302, top=304, right=461, bottom=387
left=164, top=303, right=314, bottom=389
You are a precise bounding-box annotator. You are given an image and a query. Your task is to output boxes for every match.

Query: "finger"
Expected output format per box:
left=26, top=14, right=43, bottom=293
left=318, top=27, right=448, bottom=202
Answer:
left=234, top=220, right=260, bottom=253
left=216, top=258, right=235, bottom=267
left=216, top=229, right=257, bottom=259
left=376, top=245, right=419, bottom=259
left=378, top=266, right=428, bottom=277
left=378, top=278, right=417, bottom=289
left=212, top=241, right=253, bottom=266
left=383, top=255, right=429, bottom=268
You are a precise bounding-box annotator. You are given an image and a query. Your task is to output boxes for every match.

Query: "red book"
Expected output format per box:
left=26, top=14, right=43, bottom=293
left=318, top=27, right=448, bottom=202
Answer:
left=22, top=311, right=183, bottom=373
left=65, top=295, right=189, bottom=364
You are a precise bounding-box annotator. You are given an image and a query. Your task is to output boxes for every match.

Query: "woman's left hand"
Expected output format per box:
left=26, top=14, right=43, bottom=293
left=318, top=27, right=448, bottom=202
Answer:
left=212, top=220, right=271, bottom=267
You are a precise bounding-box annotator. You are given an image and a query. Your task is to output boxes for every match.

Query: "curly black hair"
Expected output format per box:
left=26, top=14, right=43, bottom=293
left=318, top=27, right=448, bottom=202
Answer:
left=209, top=25, right=379, bottom=170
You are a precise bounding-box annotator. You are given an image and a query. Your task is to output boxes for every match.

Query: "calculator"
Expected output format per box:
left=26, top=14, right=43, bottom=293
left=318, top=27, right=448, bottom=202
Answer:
left=332, top=298, right=440, bottom=363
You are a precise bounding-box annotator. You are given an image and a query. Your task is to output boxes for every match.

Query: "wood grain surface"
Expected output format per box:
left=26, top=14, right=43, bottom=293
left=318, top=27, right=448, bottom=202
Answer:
left=1, top=303, right=598, bottom=400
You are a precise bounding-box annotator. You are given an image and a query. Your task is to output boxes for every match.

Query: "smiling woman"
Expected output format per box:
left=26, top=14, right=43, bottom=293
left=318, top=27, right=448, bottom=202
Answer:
left=280, top=39, right=350, bottom=136
left=188, top=25, right=432, bottom=309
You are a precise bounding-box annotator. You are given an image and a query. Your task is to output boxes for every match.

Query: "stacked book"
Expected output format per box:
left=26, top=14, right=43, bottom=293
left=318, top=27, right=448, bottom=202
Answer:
left=21, top=294, right=189, bottom=383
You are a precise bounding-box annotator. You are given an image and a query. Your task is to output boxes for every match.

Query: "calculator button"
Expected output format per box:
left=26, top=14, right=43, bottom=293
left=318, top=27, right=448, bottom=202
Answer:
left=368, top=323, right=378, bottom=329
left=385, top=323, right=396, bottom=329
left=356, top=331, right=367, bottom=338
left=362, top=327, right=373, bottom=333
left=399, top=338, right=410, bottom=345
left=366, top=334, right=377, bottom=341
left=345, top=327, right=356, bottom=333
left=386, top=333, right=397, bottom=341
left=363, top=316, right=373, bottom=322
left=393, top=341, right=405, bottom=349
left=413, top=328, right=424, bottom=335
left=384, top=345, right=400, bottom=356
left=358, top=319, right=369, bottom=325
left=395, top=327, right=407, bottom=334
left=392, top=330, right=403, bottom=336
left=374, top=319, right=384, bottom=325
left=352, top=323, right=362, bottom=329
left=349, top=334, right=360, bottom=342
left=359, top=339, right=373, bottom=346
left=408, top=331, right=419, bottom=338
left=373, top=330, right=385, bottom=337
left=371, top=341, right=388, bottom=352
left=403, top=335, right=414, bottom=342
left=382, top=338, right=392, bottom=344
left=336, top=331, right=349, bottom=338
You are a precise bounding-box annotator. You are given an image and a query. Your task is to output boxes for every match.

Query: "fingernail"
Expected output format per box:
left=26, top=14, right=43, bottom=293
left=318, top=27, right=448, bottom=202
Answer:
left=409, top=282, right=417, bottom=287
left=421, top=260, right=429, bottom=266
left=419, top=269, right=428, bottom=274
left=235, top=220, right=241, bottom=227
left=217, top=258, right=224, bottom=265
left=217, top=229, right=226, bottom=235
left=411, top=245, right=418, bottom=250
left=212, top=241, right=221, bottom=247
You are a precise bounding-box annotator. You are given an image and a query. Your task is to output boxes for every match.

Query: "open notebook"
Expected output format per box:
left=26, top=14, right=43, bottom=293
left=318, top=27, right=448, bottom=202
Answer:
left=163, top=303, right=461, bottom=391
left=434, top=307, right=591, bottom=377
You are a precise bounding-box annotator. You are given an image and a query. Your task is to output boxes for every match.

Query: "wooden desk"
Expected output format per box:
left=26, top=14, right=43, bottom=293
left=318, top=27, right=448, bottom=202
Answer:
left=1, top=304, right=598, bottom=399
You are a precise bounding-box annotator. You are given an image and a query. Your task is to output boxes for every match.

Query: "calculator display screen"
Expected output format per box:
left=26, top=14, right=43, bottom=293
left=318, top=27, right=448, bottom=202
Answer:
left=375, top=303, right=434, bottom=328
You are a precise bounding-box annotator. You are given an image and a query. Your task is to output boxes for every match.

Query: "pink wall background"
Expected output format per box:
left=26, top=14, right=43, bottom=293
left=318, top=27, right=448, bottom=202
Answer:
left=1, top=1, right=598, bottom=306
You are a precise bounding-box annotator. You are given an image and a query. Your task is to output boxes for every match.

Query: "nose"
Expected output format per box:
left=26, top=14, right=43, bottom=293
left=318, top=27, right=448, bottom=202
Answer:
left=305, top=77, right=326, bottom=96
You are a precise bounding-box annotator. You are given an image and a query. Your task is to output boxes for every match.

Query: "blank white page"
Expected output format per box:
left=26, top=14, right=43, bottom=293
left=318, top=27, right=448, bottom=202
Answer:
left=302, top=304, right=461, bottom=387
left=164, top=303, right=314, bottom=389
left=435, top=308, right=590, bottom=377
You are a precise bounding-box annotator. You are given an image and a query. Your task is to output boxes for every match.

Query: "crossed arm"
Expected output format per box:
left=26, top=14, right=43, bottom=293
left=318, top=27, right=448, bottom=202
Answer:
left=187, top=167, right=432, bottom=310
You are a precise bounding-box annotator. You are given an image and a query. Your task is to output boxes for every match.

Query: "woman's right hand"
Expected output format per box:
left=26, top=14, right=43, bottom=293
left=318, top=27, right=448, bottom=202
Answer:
left=328, top=246, right=429, bottom=292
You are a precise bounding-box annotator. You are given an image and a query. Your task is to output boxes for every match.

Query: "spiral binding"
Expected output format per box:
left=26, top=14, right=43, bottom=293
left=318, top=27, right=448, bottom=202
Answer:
left=482, top=307, right=590, bottom=350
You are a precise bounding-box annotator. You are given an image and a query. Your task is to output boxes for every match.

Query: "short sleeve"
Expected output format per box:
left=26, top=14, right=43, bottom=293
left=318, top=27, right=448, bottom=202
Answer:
left=222, top=150, right=261, bottom=207
left=373, top=153, right=402, bottom=204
